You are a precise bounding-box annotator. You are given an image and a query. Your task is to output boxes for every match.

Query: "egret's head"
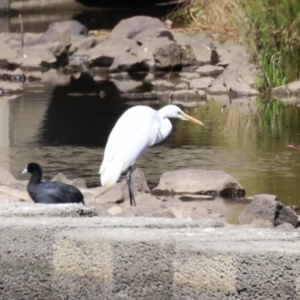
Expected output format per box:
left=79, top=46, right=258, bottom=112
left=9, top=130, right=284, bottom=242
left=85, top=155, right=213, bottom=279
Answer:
left=160, top=105, right=204, bottom=125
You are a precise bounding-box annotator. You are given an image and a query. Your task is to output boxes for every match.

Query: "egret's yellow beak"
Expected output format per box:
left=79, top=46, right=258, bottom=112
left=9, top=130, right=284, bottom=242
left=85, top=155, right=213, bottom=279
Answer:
left=180, top=111, right=205, bottom=126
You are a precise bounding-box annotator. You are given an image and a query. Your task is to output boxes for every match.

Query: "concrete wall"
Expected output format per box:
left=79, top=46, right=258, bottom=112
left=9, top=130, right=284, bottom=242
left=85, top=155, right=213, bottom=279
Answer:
left=10, top=0, right=85, bottom=11
left=0, top=203, right=299, bottom=300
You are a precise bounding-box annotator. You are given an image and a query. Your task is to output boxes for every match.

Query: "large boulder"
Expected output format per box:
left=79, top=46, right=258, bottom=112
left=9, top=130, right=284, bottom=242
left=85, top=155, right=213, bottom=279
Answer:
left=153, top=169, right=245, bottom=197
left=238, top=194, right=299, bottom=227
left=0, top=167, right=17, bottom=186
left=51, top=173, right=87, bottom=189
left=108, top=16, right=166, bottom=40
left=86, top=16, right=197, bottom=71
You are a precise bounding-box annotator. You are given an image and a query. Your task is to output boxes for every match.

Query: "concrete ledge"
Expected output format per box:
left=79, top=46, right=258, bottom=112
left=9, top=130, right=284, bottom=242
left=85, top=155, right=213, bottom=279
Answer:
left=0, top=215, right=300, bottom=299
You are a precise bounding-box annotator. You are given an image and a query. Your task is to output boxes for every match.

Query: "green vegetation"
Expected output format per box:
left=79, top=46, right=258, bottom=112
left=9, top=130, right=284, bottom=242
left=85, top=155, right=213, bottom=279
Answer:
left=169, top=0, right=300, bottom=90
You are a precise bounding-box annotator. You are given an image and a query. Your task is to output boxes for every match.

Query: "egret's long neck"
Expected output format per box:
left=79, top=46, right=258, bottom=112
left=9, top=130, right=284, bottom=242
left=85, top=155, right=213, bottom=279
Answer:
left=158, top=106, right=171, bottom=119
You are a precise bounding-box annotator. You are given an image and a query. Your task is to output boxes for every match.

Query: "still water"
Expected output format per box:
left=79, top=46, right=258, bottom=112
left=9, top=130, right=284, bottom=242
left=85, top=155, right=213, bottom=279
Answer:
left=1, top=75, right=300, bottom=214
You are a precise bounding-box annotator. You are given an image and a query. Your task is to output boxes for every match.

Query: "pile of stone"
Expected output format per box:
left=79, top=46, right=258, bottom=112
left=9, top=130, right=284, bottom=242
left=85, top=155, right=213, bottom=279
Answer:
left=0, top=16, right=260, bottom=104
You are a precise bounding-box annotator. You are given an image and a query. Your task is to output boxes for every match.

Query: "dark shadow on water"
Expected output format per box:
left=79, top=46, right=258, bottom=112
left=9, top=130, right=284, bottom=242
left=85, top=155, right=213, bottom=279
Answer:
left=40, top=73, right=124, bottom=147
left=39, top=73, right=160, bottom=147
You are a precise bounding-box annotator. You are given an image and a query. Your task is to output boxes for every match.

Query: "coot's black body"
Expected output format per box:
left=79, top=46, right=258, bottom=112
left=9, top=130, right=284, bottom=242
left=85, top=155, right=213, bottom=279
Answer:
left=22, top=163, right=84, bottom=204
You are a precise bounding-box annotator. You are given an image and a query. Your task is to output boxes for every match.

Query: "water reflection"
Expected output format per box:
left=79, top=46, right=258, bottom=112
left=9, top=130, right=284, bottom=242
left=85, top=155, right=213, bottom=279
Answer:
left=1, top=79, right=300, bottom=220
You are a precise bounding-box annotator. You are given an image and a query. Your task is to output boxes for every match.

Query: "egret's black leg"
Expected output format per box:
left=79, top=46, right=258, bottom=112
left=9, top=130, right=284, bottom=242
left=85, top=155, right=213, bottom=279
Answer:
left=126, top=167, right=136, bottom=206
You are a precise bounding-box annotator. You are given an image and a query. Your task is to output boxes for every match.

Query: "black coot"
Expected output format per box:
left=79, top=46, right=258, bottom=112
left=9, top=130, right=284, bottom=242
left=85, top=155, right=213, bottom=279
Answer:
left=21, top=162, right=84, bottom=204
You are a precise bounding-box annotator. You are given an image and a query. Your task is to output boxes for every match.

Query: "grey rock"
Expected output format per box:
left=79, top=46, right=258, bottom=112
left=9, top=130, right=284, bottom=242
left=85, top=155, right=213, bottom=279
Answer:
left=229, top=83, right=259, bottom=98
left=153, top=42, right=196, bottom=69
left=287, top=81, right=300, bottom=96
left=95, top=168, right=150, bottom=205
left=208, top=83, right=228, bottom=95
left=69, top=36, right=97, bottom=54
left=175, top=82, right=189, bottom=90
left=0, top=81, right=23, bottom=95
left=109, top=52, right=148, bottom=72
left=271, top=85, right=290, bottom=98
left=153, top=169, right=245, bottom=197
left=0, top=166, right=16, bottom=186
left=196, top=65, right=224, bottom=77
left=238, top=194, right=298, bottom=227
left=190, top=77, right=214, bottom=90
left=51, top=173, right=87, bottom=189
left=109, top=16, right=166, bottom=40
left=48, top=20, right=88, bottom=36
left=151, top=80, right=174, bottom=90
left=87, top=37, right=135, bottom=67
left=170, top=90, right=206, bottom=106
left=111, top=79, right=143, bottom=93
left=179, top=72, right=199, bottom=80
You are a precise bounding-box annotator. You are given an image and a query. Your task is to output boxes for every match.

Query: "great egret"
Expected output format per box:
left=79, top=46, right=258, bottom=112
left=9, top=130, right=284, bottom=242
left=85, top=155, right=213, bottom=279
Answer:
left=22, top=163, right=84, bottom=204
left=100, top=105, right=204, bottom=206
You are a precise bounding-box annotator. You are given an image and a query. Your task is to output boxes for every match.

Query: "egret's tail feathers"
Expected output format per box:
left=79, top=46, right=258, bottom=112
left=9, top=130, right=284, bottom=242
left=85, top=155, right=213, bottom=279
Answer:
left=100, top=161, right=123, bottom=188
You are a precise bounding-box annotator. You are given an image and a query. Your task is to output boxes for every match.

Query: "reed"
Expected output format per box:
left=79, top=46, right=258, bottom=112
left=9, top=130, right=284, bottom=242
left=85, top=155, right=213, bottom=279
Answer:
left=169, top=0, right=300, bottom=89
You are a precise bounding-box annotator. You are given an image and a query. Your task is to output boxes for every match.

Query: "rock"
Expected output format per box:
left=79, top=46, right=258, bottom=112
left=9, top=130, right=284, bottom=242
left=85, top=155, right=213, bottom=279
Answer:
left=51, top=173, right=87, bottom=189
left=87, top=37, right=135, bottom=67
left=0, top=167, right=16, bottom=186
left=143, top=207, right=176, bottom=218
left=207, top=83, right=228, bottom=95
left=275, top=223, right=297, bottom=232
left=238, top=194, right=298, bottom=227
left=12, top=43, right=59, bottom=70
left=287, top=81, right=300, bottom=96
left=240, top=218, right=274, bottom=228
left=196, top=65, right=224, bottom=77
left=179, top=72, right=199, bottom=80
left=177, top=33, right=212, bottom=65
left=191, top=207, right=209, bottom=219
left=95, top=168, right=150, bottom=205
left=0, top=81, right=23, bottom=95
left=0, top=185, right=31, bottom=202
left=153, top=42, right=196, bottom=69
left=0, top=44, right=18, bottom=63
left=229, top=83, right=259, bottom=98
left=151, top=80, right=174, bottom=90
left=153, top=169, right=245, bottom=197
left=190, top=77, right=214, bottom=90
left=170, top=90, right=206, bottom=107
left=36, top=20, right=87, bottom=46
left=109, top=16, right=166, bottom=40
left=48, top=20, right=88, bottom=36
left=170, top=89, right=196, bottom=97
left=215, top=54, right=258, bottom=90
left=69, top=36, right=97, bottom=54
left=111, top=80, right=143, bottom=93
left=174, top=82, right=189, bottom=90
left=107, top=206, right=123, bottom=216
left=271, top=85, right=290, bottom=98
left=109, top=52, right=149, bottom=72
left=143, top=73, right=154, bottom=82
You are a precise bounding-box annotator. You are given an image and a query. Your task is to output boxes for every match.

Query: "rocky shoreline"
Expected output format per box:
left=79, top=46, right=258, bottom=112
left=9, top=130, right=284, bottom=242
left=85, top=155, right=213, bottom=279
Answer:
left=0, top=164, right=299, bottom=231
left=0, top=15, right=299, bottom=231
left=0, top=16, right=261, bottom=102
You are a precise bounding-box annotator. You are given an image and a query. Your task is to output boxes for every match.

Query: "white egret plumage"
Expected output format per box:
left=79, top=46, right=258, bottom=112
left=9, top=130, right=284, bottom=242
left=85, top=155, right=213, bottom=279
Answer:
left=100, top=105, right=204, bottom=206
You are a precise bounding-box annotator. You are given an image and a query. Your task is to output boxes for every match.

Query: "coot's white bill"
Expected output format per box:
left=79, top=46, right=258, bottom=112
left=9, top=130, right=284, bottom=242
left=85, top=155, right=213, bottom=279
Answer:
left=21, top=168, right=28, bottom=174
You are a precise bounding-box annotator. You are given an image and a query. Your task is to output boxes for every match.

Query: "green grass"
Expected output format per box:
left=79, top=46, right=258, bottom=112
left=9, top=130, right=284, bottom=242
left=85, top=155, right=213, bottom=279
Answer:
left=169, top=0, right=300, bottom=90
